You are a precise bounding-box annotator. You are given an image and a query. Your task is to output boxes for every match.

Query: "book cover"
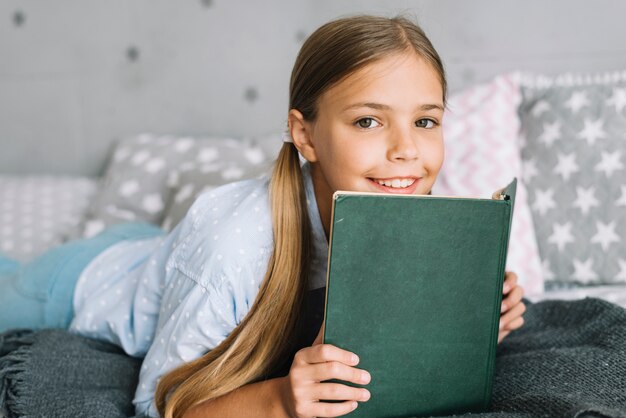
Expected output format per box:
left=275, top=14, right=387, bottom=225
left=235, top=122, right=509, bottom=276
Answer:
left=322, top=178, right=517, bottom=417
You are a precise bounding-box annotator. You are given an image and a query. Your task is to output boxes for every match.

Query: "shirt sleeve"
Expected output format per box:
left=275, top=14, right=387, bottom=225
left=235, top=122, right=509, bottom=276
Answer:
left=132, top=182, right=273, bottom=417
left=133, top=261, right=257, bottom=417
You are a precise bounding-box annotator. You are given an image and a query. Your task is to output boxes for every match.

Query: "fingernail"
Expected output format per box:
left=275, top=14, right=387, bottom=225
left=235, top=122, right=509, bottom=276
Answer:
left=503, top=284, right=510, bottom=293
left=501, top=302, right=507, bottom=313
left=352, top=354, right=359, bottom=364
left=351, top=401, right=358, bottom=410
left=361, top=389, right=371, bottom=401
left=361, top=370, right=371, bottom=383
left=499, top=321, right=504, bottom=330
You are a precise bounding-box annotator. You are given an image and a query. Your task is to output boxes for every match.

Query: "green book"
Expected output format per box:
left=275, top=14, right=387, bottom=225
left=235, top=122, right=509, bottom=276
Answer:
left=322, top=178, right=517, bottom=417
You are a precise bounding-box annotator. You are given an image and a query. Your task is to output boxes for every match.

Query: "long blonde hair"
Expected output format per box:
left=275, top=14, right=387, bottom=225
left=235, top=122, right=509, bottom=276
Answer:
left=156, top=15, right=446, bottom=418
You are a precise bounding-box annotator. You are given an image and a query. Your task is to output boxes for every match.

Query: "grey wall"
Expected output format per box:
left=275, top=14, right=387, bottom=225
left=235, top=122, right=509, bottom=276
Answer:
left=1, top=0, right=625, bottom=176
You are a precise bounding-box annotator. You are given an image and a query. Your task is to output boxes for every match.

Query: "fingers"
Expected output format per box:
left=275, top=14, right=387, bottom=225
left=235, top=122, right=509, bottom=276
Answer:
left=307, top=361, right=371, bottom=386
left=291, top=345, right=368, bottom=388
left=498, top=275, right=526, bottom=343
left=501, top=284, right=524, bottom=312
left=504, top=316, right=525, bottom=331
left=312, top=382, right=371, bottom=402
left=497, top=330, right=511, bottom=344
left=500, top=301, right=526, bottom=330
left=498, top=317, right=523, bottom=344
left=313, top=400, right=359, bottom=417
left=295, top=343, right=359, bottom=367
left=287, top=343, right=370, bottom=418
left=502, top=271, right=518, bottom=294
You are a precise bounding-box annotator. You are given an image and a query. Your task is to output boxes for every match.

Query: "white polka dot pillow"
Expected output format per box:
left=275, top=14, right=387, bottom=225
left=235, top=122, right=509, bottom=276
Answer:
left=81, top=134, right=183, bottom=237
left=433, top=73, right=544, bottom=297
left=161, top=136, right=280, bottom=231
left=82, top=133, right=282, bottom=237
left=518, top=71, right=626, bottom=289
left=0, top=175, right=98, bottom=262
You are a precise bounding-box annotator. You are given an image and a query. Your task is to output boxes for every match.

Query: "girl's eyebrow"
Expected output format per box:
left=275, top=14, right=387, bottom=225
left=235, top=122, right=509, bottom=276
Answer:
left=343, top=102, right=391, bottom=111
left=420, top=103, right=445, bottom=112
left=342, top=102, right=444, bottom=112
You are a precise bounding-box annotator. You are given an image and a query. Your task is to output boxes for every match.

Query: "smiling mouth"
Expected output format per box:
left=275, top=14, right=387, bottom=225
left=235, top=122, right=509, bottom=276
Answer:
left=369, top=177, right=418, bottom=189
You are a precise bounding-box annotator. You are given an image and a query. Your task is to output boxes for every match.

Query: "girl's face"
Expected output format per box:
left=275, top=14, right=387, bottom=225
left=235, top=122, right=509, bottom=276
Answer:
left=289, top=51, right=445, bottom=234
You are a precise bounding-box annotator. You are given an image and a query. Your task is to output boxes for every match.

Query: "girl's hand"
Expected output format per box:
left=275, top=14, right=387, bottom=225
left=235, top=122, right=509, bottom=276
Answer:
left=498, top=271, right=526, bottom=343
left=279, top=326, right=371, bottom=417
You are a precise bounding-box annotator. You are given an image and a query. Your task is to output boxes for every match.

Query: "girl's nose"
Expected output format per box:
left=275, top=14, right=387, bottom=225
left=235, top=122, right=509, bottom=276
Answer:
left=387, top=128, right=420, bottom=161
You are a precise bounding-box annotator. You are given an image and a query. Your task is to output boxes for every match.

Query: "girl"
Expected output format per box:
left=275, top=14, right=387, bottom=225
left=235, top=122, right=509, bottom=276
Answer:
left=0, top=15, right=526, bottom=418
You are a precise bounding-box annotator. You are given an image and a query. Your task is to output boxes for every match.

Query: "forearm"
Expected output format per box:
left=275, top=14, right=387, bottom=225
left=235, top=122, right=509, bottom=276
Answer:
left=183, top=376, right=290, bottom=418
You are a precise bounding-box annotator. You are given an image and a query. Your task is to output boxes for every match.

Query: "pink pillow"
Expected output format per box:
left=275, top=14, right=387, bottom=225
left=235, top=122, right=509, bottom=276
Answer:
left=433, top=73, right=544, bottom=297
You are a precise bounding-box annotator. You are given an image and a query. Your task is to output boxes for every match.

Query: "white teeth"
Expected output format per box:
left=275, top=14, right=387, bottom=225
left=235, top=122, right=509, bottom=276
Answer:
left=374, top=178, right=416, bottom=188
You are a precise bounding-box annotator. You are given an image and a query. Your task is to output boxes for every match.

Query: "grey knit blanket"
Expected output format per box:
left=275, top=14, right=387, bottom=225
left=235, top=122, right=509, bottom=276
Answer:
left=1, top=297, right=625, bottom=418
left=0, top=329, right=141, bottom=418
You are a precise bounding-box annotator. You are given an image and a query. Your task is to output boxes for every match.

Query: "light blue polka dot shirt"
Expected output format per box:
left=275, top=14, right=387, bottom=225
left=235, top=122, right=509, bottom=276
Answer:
left=69, top=162, right=329, bottom=417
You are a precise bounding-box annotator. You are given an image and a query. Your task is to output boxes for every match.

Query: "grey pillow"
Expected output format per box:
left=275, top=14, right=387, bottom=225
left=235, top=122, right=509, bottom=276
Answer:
left=82, top=133, right=282, bottom=237
left=81, top=134, right=190, bottom=237
left=518, top=72, right=626, bottom=289
left=160, top=139, right=278, bottom=231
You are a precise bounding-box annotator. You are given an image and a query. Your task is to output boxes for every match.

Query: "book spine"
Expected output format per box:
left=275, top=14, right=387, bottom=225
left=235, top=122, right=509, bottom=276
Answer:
left=482, top=201, right=512, bottom=408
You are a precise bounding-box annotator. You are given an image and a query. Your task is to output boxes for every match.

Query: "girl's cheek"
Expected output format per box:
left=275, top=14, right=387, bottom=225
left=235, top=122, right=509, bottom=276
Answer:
left=424, top=146, right=445, bottom=172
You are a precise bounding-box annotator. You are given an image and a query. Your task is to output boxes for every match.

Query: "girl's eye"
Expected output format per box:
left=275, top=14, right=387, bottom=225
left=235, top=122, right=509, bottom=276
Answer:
left=415, top=118, right=437, bottom=129
left=355, top=118, right=381, bottom=129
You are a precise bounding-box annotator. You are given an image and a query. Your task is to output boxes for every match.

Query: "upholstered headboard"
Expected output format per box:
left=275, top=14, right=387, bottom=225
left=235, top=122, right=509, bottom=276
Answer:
left=1, top=0, right=626, bottom=176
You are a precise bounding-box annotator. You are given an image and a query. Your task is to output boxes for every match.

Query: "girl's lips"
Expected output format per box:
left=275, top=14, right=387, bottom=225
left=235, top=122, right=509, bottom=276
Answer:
left=367, top=177, right=420, bottom=194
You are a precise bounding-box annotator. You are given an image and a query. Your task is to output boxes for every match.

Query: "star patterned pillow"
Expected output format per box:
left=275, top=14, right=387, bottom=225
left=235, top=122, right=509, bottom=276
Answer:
left=519, top=71, right=626, bottom=289
left=434, top=73, right=544, bottom=296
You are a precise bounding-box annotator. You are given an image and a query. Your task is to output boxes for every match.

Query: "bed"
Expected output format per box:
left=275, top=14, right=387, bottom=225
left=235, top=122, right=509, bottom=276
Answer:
left=2, top=70, right=625, bottom=417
